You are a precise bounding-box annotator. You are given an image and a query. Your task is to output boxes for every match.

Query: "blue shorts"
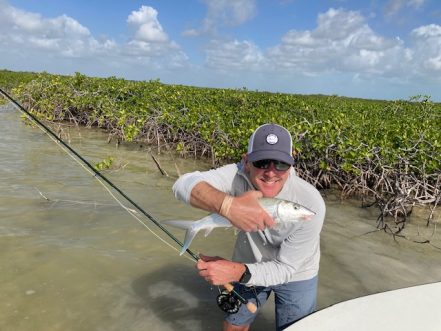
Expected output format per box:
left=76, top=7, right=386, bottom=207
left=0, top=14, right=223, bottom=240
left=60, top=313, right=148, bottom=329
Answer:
left=225, top=276, right=318, bottom=331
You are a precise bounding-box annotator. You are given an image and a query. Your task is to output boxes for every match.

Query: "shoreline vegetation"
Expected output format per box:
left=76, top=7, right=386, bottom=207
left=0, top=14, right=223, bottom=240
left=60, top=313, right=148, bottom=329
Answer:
left=1, top=69, right=440, bottom=238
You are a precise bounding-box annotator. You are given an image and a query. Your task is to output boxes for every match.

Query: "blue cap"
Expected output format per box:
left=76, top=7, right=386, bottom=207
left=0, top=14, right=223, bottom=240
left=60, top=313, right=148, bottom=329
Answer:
left=247, top=124, right=294, bottom=165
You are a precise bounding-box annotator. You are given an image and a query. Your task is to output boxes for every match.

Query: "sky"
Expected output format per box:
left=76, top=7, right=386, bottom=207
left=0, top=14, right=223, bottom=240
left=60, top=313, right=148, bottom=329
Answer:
left=1, top=0, right=441, bottom=101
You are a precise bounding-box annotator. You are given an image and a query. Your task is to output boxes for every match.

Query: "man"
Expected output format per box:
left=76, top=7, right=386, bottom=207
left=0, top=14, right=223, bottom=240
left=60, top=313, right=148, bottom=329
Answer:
left=172, top=123, right=326, bottom=330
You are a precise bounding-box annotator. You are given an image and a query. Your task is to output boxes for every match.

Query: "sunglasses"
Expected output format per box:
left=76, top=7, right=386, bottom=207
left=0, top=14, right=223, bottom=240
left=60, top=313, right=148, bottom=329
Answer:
left=252, top=159, right=291, bottom=171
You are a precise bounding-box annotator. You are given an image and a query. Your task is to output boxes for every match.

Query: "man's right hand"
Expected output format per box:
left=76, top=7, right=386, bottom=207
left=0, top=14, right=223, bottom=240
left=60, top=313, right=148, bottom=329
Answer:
left=189, top=181, right=274, bottom=232
left=224, top=191, right=275, bottom=232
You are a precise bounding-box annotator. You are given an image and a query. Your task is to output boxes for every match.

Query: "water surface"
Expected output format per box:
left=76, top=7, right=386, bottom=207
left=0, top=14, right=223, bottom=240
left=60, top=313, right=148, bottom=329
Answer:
left=1, top=103, right=440, bottom=330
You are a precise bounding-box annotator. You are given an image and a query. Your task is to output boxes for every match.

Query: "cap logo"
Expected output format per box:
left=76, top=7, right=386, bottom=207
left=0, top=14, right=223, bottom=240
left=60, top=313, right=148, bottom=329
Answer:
left=266, top=134, right=278, bottom=145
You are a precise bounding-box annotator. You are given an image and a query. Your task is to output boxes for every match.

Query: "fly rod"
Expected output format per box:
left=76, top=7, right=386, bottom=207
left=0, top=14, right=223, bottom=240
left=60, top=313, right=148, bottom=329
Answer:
left=0, top=87, right=257, bottom=314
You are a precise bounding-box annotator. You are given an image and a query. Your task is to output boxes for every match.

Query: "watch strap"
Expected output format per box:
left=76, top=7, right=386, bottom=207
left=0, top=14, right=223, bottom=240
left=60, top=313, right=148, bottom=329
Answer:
left=239, top=265, right=251, bottom=283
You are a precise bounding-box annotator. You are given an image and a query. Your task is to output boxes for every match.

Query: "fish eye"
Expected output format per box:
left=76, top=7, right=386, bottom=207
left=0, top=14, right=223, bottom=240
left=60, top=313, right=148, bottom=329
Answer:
left=294, top=206, right=299, bottom=210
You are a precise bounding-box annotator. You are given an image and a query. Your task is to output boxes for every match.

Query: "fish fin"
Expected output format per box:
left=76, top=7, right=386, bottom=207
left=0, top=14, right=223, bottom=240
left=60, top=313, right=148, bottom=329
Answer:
left=204, top=227, right=214, bottom=237
left=162, top=220, right=199, bottom=256
left=180, top=225, right=198, bottom=256
left=162, top=220, right=194, bottom=230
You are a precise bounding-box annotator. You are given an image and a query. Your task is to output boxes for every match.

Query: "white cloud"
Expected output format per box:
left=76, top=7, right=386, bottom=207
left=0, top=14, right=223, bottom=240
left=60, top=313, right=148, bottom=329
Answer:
left=266, top=8, right=410, bottom=77
left=411, top=24, right=441, bottom=38
left=204, top=39, right=265, bottom=71
left=50, top=14, right=90, bottom=38
left=0, top=2, right=187, bottom=72
left=0, top=1, right=106, bottom=57
left=127, top=6, right=168, bottom=43
left=123, top=6, right=188, bottom=68
left=199, top=7, right=431, bottom=82
left=384, top=0, right=426, bottom=16
left=314, top=8, right=365, bottom=40
left=7, top=7, right=46, bottom=33
left=410, top=24, right=441, bottom=73
left=1, top=0, right=439, bottom=100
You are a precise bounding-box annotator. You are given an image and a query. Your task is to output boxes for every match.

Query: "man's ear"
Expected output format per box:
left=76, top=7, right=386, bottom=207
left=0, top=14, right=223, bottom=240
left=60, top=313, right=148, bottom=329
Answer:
left=242, top=154, right=251, bottom=172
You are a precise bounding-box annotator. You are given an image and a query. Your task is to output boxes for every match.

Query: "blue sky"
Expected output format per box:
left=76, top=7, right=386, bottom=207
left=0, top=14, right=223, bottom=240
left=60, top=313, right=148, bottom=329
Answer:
left=1, top=0, right=441, bottom=101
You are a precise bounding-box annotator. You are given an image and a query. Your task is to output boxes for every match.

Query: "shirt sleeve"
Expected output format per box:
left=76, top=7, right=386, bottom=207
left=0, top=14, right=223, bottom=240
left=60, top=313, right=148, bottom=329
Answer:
left=172, top=163, right=239, bottom=203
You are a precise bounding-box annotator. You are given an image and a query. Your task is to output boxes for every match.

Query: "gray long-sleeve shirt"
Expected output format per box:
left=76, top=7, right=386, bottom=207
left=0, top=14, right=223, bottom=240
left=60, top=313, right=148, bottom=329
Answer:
left=172, top=161, right=326, bottom=287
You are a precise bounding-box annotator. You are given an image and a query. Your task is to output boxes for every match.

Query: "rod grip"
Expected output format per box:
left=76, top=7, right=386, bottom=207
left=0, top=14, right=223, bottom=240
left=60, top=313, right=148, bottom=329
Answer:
left=223, top=283, right=257, bottom=313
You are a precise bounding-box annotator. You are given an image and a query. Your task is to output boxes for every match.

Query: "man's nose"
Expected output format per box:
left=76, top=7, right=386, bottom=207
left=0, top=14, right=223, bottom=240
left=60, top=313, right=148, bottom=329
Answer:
left=264, top=162, right=278, bottom=173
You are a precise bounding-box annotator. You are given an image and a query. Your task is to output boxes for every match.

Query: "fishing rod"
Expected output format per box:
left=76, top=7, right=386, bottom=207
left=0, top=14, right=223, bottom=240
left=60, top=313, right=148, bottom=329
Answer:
left=0, top=87, right=195, bottom=258
left=0, top=87, right=257, bottom=314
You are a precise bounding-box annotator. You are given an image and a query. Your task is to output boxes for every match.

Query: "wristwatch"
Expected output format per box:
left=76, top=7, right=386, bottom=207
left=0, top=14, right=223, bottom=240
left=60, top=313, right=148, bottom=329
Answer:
left=239, top=265, right=252, bottom=283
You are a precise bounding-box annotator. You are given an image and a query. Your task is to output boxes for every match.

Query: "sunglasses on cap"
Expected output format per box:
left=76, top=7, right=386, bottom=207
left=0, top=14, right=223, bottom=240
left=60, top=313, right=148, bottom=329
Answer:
left=252, top=159, right=291, bottom=171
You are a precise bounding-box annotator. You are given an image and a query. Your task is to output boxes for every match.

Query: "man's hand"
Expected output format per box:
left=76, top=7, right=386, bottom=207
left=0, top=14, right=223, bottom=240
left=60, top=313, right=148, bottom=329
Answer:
left=224, top=190, right=275, bottom=232
left=189, top=181, right=274, bottom=232
left=197, top=254, right=246, bottom=285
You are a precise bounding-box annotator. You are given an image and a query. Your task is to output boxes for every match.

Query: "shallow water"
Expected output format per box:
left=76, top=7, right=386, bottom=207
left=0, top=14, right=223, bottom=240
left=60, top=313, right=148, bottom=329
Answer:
left=1, top=103, right=440, bottom=330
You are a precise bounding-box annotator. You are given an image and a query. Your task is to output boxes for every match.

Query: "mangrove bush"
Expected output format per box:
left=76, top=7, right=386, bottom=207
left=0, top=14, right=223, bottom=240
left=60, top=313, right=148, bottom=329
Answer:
left=3, top=70, right=441, bottom=233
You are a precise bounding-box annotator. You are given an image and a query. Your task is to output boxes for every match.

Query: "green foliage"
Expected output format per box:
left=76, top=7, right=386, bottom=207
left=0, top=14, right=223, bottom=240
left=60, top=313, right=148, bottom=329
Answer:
left=0, top=69, right=39, bottom=90
left=0, top=69, right=41, bottom=104
left=94, top=156, right=114, bottom=171
left=5, top=70, right=441, bottom=180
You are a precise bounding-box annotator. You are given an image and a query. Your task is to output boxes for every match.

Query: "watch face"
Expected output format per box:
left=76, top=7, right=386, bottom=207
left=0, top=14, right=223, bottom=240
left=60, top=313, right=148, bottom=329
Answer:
left=240, top=266, right=251, bottom=283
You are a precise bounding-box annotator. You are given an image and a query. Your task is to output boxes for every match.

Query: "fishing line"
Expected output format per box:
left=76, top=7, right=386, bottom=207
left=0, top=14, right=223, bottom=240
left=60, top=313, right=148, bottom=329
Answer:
left=0, top=87, right=196, bottom=262
left=0, top=87, right=255, bottom=312
left=54, top=143, right=195, bottom=262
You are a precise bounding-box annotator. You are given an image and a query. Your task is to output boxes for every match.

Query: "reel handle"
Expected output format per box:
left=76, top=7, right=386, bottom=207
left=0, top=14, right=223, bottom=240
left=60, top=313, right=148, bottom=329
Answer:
left=223, top=283, right=257, bottom=313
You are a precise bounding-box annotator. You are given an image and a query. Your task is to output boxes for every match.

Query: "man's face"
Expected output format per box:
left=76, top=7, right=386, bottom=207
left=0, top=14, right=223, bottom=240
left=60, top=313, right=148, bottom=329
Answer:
left=243, top=155, right=291, bottom=198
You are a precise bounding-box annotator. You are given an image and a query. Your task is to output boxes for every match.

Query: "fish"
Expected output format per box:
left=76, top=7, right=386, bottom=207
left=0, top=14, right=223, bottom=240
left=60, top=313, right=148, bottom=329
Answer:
left=163, top=198, right=315, bottom=255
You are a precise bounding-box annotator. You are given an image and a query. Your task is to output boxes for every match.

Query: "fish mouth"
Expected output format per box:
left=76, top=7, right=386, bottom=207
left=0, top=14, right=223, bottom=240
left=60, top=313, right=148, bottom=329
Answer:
left=303, top=206, right=316, bottom=217
left=302, top=215, right=313, bottom=221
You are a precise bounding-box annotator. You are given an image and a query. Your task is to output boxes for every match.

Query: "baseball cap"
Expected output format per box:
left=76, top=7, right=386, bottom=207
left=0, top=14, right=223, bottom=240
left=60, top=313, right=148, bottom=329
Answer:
left=247, top=124, right=294, bottom=165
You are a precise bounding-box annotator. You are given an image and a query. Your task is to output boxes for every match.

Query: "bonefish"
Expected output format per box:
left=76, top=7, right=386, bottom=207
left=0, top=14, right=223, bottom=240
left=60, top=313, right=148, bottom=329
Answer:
left=163, top=198, right=315, bottom=255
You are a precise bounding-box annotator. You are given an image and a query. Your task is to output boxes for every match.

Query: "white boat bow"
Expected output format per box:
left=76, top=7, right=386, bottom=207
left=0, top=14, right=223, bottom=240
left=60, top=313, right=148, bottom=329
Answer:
left=287, top=281, right=441, bottom=331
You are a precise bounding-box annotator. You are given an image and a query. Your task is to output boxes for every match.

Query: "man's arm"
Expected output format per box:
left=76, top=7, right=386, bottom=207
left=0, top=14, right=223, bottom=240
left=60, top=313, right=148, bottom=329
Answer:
left=189, top=181, right=274, bottom=232
left=188, top=181, right=226, bottom=213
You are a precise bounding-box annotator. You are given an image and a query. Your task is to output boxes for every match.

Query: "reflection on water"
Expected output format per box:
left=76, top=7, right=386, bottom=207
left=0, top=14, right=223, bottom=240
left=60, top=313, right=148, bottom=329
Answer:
left=1, top=104, right=440, bottom=330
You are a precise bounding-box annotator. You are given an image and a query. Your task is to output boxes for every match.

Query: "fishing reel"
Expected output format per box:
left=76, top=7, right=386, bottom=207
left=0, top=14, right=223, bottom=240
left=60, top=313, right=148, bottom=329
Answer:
left=217, top=289, right=242, bottom=314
